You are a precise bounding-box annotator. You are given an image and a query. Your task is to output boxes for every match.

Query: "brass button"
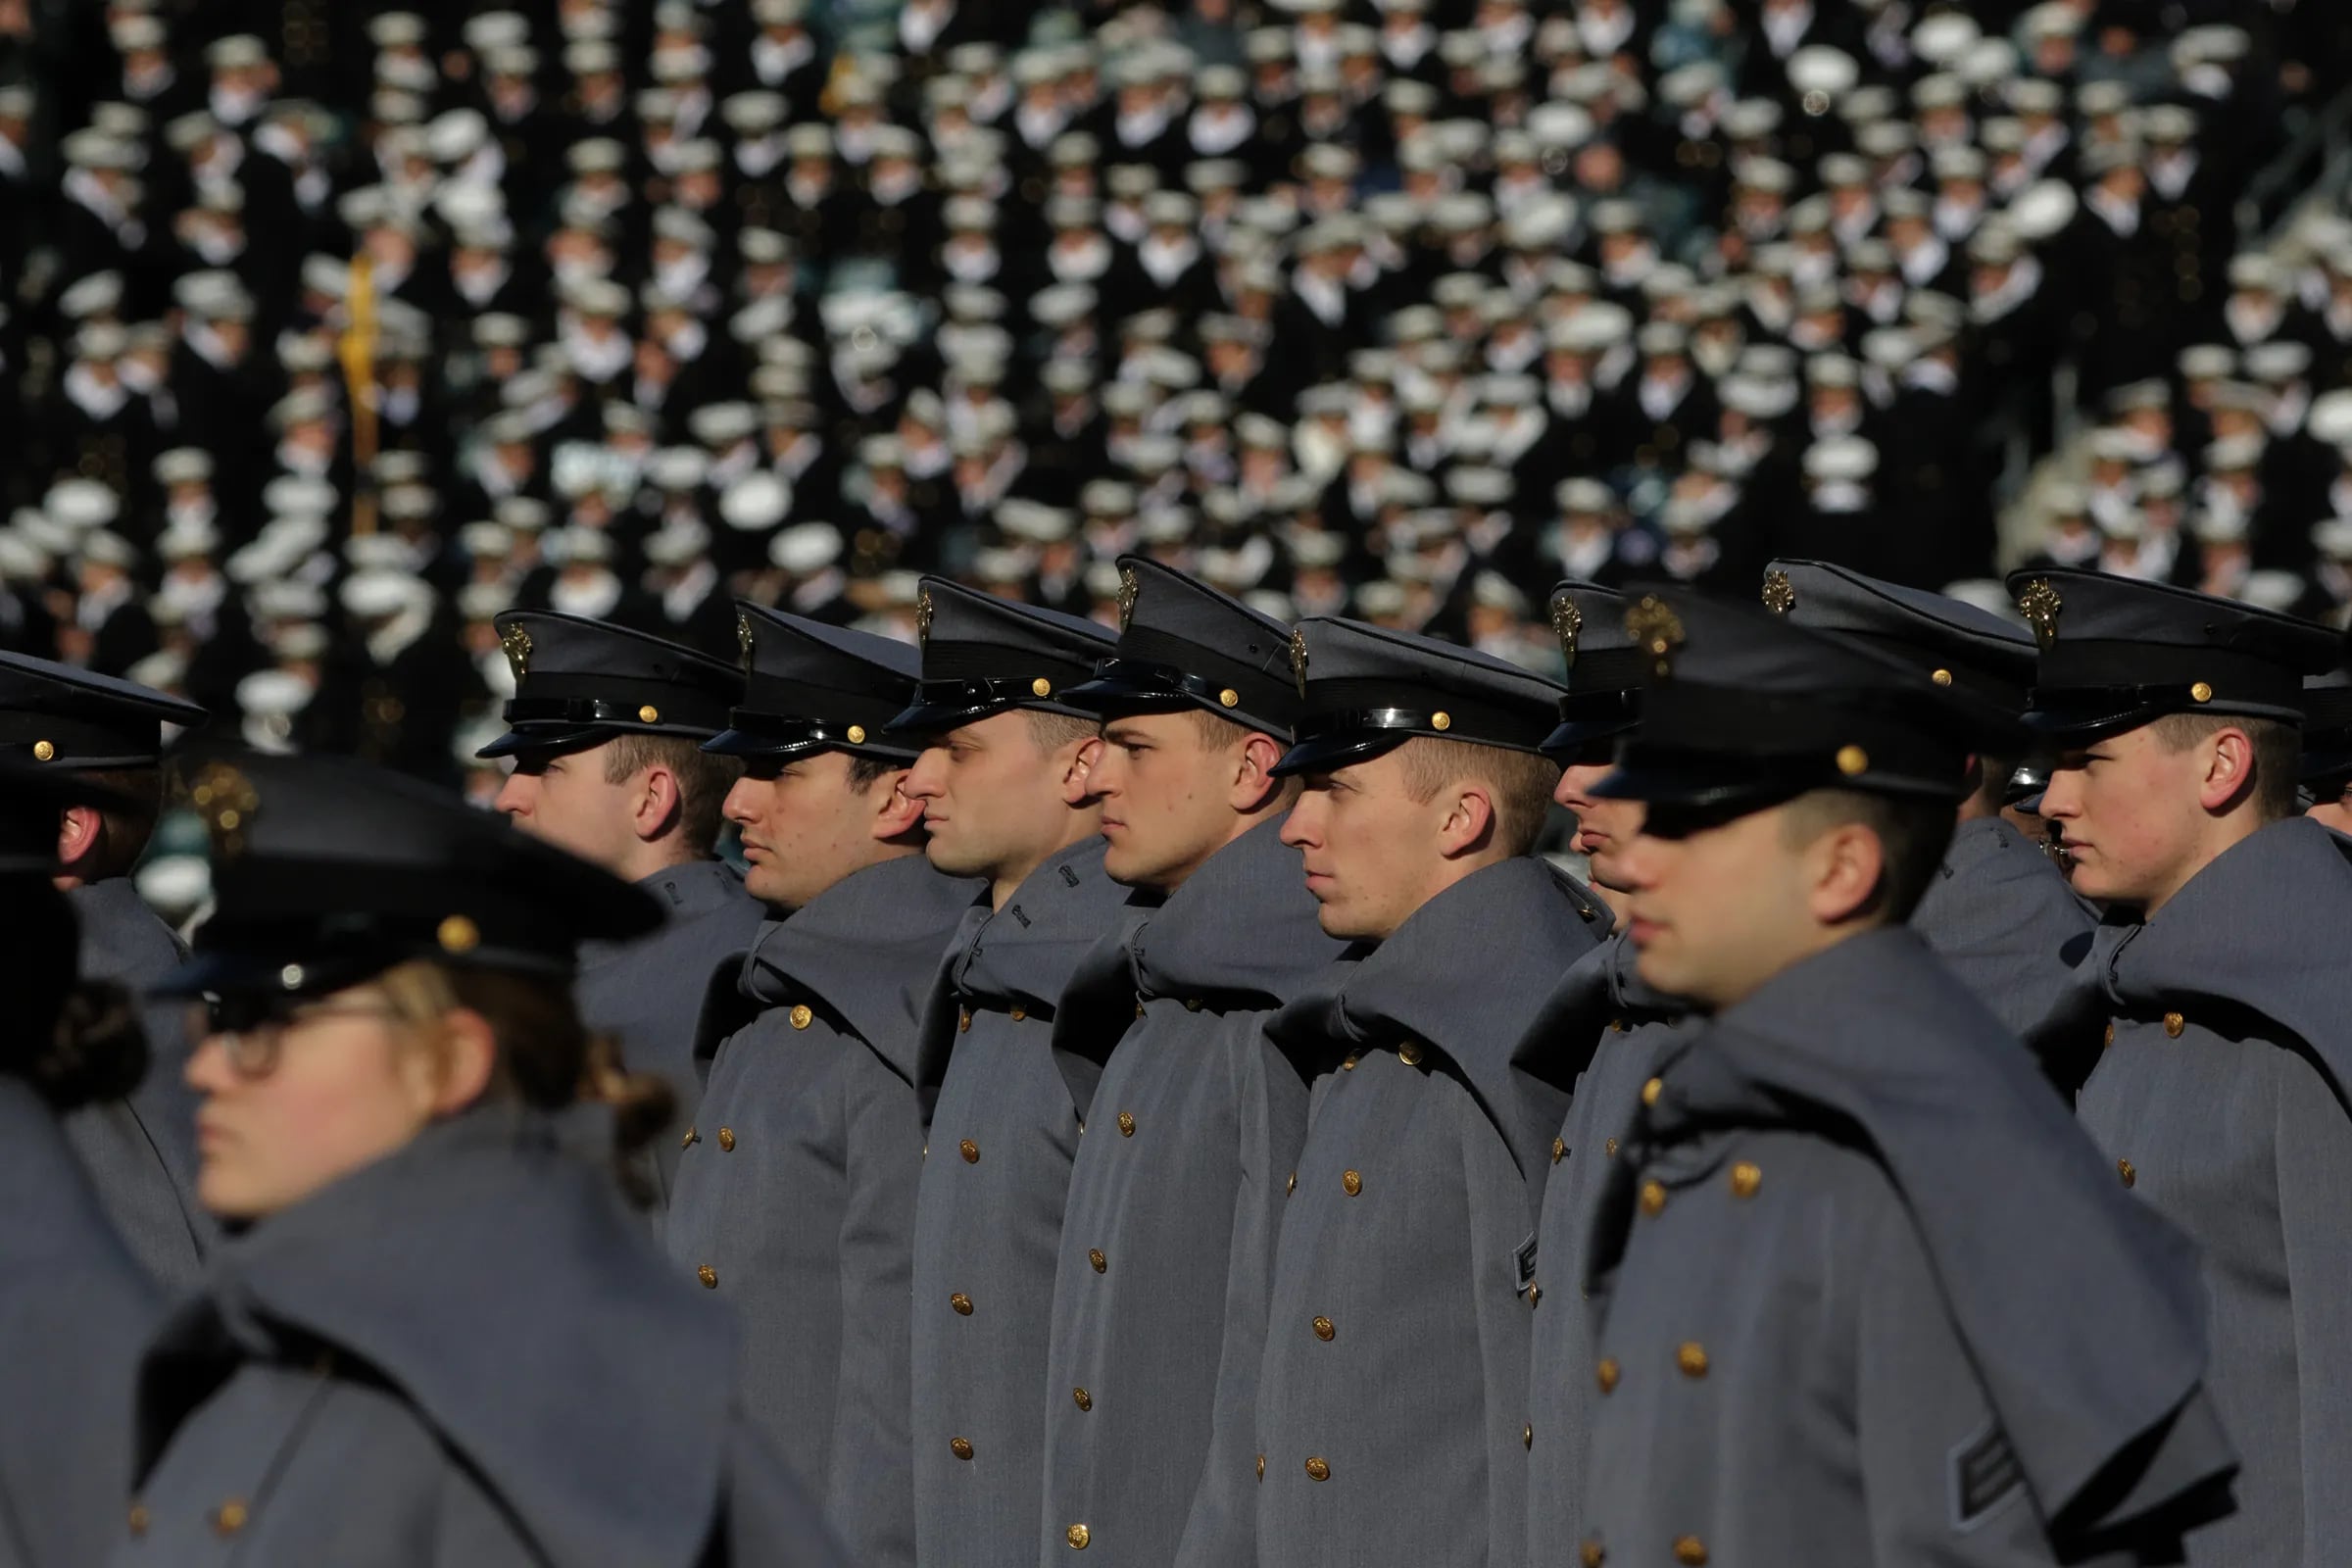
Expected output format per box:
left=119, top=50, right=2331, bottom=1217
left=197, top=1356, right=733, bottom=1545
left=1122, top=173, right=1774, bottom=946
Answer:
left=1595, top=1356, right=1619, bottom=1394
left=128, top=1502, right=149, bottom=1536
left=1610, top=1017, right=1629, bottom=1033
left=1255, top=1454, right=1265, bottom=1481
left=1010, top=1005, right=1027, bottom=1022
left=1033, top=677, right=1054, bottom=698
left=2103, top=1022, right=2115, bottom=1049
left=1640, top=1179, right=1667, bottom=1215
left=952, top=1437, right=974, bottom=1460
left=1642, top=1076, right=1664, bottom=1107
left=1066, top=1522, right=1090, bottom=1549
left=1286, top=1171, right=1297, bottom=1195
left=1675, top=1537, right=1708, bottom=1565
left=1342, top=1169, right=1362, bottom=1197
left=2163, top=1011, right=2184, bottom=1038
left=215, top=1498, right=249, bottom=1536
left=2190, top=681, right=2214, bottom=703
left=1304, top=1456, right=1331, bottom=1482
left=960, top=1140, right=980, bottom=1163
left=1117, top=1112, right=1136, bottom=1137
left=1341, top=1053, right=1357, bottom=1070
left=1581, top=1543, right=1605, bottom=1567
left=1551, top=1137, right=1566, bottom=1164
left=1312, top=1315, right=1335, bottom=1341
left=1089, top=1249, right=1107, bottom=1273
left=1184, top=997, right=1204, bottom=1011
left=1523, top=1422, right=1534, bottom=1449
left=1729, top=1161, right=1761, bottom=1199
left=1135, top=1001, right=1146, bottom=1019
left=951, top=1293, right=973, bottom=1315
left=1527, top=1284, right=1543, bottom=1308
left=1431, top=710, right=1451, bottom=730
left=1836, top=744, right=1870, bottom=777
left=698, top=1265, right=717, bottom=1289
left=2118, top=1158, right=2136, bottom=1188
left=958, top=1007, right=972, bottom=1033
left=681, top=1126, right=700, bottom=1150
left=1398, top=1042, right=1423, bottom=1066
left=847, top=724, right=867, bottom=744
left=717, top=1127, right=736, bottom=1152
left=790, top=1004, right=812, bottom=1030
left=1219, top=688, right=1240, bottom=708
left=1678, top=1342, right=1709, bottom=1378
left=638, top=705, right=661, bottom=723
left=1932, top=667, right=1953, bottom=687
left=1073, top=1387, right=1092, bottom=1411
left=31, top=740, right=55, bottom=762
left=1604, top=1137, right=1619, bottom=1157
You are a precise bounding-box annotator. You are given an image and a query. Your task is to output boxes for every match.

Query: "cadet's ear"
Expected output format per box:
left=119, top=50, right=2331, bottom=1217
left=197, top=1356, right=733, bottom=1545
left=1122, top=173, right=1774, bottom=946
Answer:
left=1058, top=734, right=1103, bottom=806
left=630, top=761, right=684, bottom=842
left=1804, top=819, right=1886, bottom=926
left=870, top=766, right=925, bottom=840
left=1230, top=730, right=1287, bottom=812
left=56, top=805, right=101, bottom=872
left=1434, top=780, right=1498, bottom=858
left=421, top=1007, right=499, bottom=1117
left=2197, top=725, right=2258, bottom=813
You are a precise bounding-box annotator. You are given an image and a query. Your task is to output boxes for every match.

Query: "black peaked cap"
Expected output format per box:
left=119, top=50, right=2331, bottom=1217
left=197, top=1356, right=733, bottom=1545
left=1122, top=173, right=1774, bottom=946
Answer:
left=1273, top=616, right=1566, bottom=776
left=1063, top=557, right=1301, bottom=735
left=0, top=650, right=207, bottom=767
left=1767, top=559, right=2036, bottom=714
left=1592, top=586, right=2015, bottom=808
left=708, top=604, right=925, bottom=763
left=2301, top=672, right=2352, bottom=785
left=159, top=752, right=662, bottom=1000
left=887, top=576, right=1117, bottom=733
left=1543, top=580, right=1649, bottom=759
left=2002, top=568, right=2340, bottom=742
left=479, top=611, right=744, bottom=759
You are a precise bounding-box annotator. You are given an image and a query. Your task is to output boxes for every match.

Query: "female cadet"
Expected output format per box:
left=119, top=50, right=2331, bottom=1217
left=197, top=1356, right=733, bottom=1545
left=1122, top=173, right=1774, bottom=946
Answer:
left=116, top=753, right=845, bottom=1567
left=0, top=763, right=162, bottom=1568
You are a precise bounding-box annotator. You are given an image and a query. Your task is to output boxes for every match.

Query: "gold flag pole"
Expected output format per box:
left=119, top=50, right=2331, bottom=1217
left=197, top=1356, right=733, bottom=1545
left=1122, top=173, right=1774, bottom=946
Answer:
left=338, top=253, right=380, bottom=537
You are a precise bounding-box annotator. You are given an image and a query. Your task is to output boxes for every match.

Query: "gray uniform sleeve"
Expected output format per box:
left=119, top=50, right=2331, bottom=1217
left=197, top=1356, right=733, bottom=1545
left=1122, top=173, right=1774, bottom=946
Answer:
left=825, top=1047, right=925, bottom=1568
left=1172, top=1032, right=1310, bottom=1568
left=2278, top=1050, right=2352, bottom=1568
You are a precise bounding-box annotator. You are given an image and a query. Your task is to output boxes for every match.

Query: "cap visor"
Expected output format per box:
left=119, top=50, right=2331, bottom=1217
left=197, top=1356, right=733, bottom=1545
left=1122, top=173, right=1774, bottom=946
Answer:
left=1270, top=730, right=1409, bottom=778
left=884, top=698, right=1015, bottom=735
left=1589, top=759, right=1803, bottom=810
left=1059, top=672, right=1189, bottom=714
left=475, top=723, right=608, bottom=760
left=1540, top=711, right=1640, bottom=760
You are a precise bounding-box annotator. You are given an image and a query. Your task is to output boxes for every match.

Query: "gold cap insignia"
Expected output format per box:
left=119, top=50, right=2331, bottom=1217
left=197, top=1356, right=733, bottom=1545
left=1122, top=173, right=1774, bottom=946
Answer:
left=1550, top=596, right=1584, bottom=667
left=915, top=588, right=934, bottom=649
left=1761, top=569, right=1795, bottom=614
left=736, top=612, right=755, bottom=676
left=189, top=760, right=260, bottom=860
left=437, top=914, right=480, bottom=955
left=2016, top=578, right=2062, bottom=651
left=1289, top=627, right=1309, bottom=697
left=500, top=621, right=532, bottom=681
left=1116, top=566, right=1141, bottom=633
left=1625, top=595, right=1685, bottom=678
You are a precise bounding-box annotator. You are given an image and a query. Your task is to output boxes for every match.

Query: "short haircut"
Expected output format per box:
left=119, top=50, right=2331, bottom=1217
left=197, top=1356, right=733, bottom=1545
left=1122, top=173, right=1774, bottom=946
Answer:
left=600, top=734, right=741, bottom=857
left=1779, top=788, right=1956, bottom=923
left=2147, top=711, right=2300, bottom=822
left=1396, top=737, right=1561, bottom=858
left=1023, top=710, right=1100, bottom=755
left=843, top=753, right=900, bottom=794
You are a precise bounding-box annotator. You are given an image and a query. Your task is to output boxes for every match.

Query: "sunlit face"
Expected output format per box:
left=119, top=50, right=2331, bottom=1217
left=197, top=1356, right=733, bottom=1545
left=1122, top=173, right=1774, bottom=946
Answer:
left=2037, top=724, right=2214, bottom=906
left=901, top=710, right=1088, bottom=885
left=185, top=985, right=440, bottom=1219
left=1280, top=747, right=1449, bottom=942
left=1553, top=756, right=1644, bottom=891
left=495, top=743, right=641, bottom=873
left=2309, top=783, right=2352, bottom=836
left=1613, top=801, right=1818, bottom=1009
left=1091, top=710, right=1252, bottom=891
left=724, top=749, right=904, bottom=910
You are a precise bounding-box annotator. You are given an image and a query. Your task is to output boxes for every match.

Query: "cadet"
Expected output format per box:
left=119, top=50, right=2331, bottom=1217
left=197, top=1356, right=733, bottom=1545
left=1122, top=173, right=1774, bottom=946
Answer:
left=126, top=754, right=846, bottom=1567
left=0, top=652, right=212, bottom=1287
left=1042, top=559, right=1348, bottom=1567
left=1245, top=618, right=1608, bottom=1568
left=1523, top=580, right=1698, bottom=1559
left=480, top=610, right=762, bottom=1196
left=2017, top=567, right=2352, bottom=1564
left=666, top=606, right=983, bottom=1568
left=2302, top=671, right=2352, bottom=831
left=1767, top=560, right=2104, bottom=1084
left=0, top=761, right=160, bottom=1568
left=893, top=579, right=1126, bottom=1568
left=1577, top=587, right=2236, bottom=1565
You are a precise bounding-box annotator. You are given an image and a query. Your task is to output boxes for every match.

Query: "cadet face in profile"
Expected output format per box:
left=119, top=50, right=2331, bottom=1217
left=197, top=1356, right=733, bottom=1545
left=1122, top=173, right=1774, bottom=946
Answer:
left=721, top=749, right=925, bottom=913
left=2038, top=716, right=2278, bottom=911
left=900, top=708, right=1100, bottom=903
left=1085, top=709, right=1286, bottom=892
left=495, top=738, right=697, bottom=875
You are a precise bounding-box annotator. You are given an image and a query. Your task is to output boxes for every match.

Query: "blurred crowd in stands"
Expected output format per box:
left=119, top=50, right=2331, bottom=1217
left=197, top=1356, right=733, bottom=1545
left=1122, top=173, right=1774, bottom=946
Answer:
left=3, top=0, right=2352, bottom=792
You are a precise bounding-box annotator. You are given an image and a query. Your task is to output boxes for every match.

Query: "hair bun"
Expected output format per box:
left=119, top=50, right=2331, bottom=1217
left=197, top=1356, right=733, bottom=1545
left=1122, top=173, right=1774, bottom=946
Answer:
left=32, top=982, right=150, bottom=1111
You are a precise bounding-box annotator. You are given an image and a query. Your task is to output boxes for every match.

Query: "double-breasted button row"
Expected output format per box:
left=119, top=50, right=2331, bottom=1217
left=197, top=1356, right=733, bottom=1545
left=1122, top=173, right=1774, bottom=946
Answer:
left=1304, top=1456, right=1331, bottom=1481
left=2163, top=1011, right=2185, bottom=1038
left=1066, top=1523, right=1090, bottom=1548
left=2118, top=1158, right=2137, bottom=1188
left=1342, top=1169, right=1362, bottom=1196
left=951, top=1437, right=973, bottom=1460
left=1072, top=1387, right=1092, bottom=1410
left=959, top=1139, right=980, bottom=1162
left=1116, top=1112, right=1136, bottom=1136
left=698, top=1264, right=717, bottom=1289
left=950, top=1293, right=973, bottom=1314
left=1551, top=1137, right=1566, bottom=1164
left=214, top=1498, right=249, bottom=1536
left=1089, top=1249, right=1107, bottom=1273
left=1397, top=1042, right=1423, bottom=1066
left=958, top=1006, right=971, bottom=1033
left=789, top=1004, right=812, bottom=1030
left=1311, top=1315, right=1335, bottom=1341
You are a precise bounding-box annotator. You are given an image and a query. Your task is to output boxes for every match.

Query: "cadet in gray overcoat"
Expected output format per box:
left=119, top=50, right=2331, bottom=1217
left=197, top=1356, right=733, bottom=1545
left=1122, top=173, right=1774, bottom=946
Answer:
left=892, top=580, right=1127, bottom=1568
left=1574, top=587, right=2237, bottom=1566
left=478, top=611, right=764, bottom=1199
left=1040, top=559, right=1349, bottom=1567
left=0, top=765, right=161, bottom=1568
left=2019, top=567, right=2352, bottom=1564
left=121, top=754, right=846, bottom=1567
left=666, top=606, right=984, bottom=1568
left=0, top=652, right=212, bottom=1288
left=1240, top=618, right=1609, bottom=1568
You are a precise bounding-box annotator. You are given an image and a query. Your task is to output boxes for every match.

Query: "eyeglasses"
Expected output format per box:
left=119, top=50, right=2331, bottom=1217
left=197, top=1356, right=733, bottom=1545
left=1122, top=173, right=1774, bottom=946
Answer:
left=190, top=998, right=405, bottom=1080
